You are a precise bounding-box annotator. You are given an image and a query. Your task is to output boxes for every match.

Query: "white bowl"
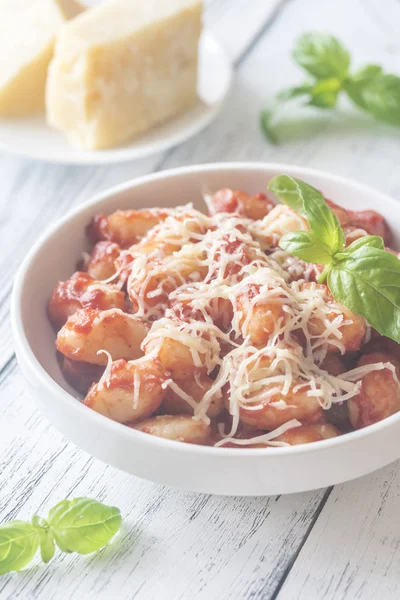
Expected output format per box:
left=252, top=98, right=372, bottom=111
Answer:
left=11, top=163, right=400, bottom=496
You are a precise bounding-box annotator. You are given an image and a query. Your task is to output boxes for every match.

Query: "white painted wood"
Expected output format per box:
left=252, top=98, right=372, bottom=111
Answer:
left=276, top=462, right=400, bottom=600
left=2, top=0, right=400, bottom=597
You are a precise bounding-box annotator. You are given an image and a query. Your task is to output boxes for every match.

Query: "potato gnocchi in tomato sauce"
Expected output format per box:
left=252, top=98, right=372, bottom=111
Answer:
left=48, top=188, right=400, bottom=447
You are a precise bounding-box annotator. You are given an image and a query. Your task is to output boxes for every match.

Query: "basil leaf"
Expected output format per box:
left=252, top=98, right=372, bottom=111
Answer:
left=32, top=516, right=55, bottom=564
left=38, top=529, right=55, bottom=564
left=48, top=498, right=122, bottom=555
left=344, top=64, right=383, bottom=108
left=345, top=72, right=400, bottom=126
left=0, top=521, right=39, bottom=575
left=293, top=33, right=350, bottom=80
left=279, top=232, right=334, bottom=264
left=260, top=109, right=279, bottom=144
left=277, top=84, right=313, bottom=101
left=268, top=174, right=345, bottom=253
left=261, top=86, right=314, bottom=144
left=353, top=65, right=383, bottom=81
left=328, top=246, right=400, bottom=342
left=343, top=234, right=385, bottom=254
left=308, top=77, right=342, bottom=109
left=308, top=91, right=339, bottom=109
left=334, top=235, right=385, bottom=262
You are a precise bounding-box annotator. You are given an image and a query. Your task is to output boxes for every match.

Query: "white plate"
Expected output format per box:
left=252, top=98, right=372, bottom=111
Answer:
left=0, top=32, right=232, bottom=165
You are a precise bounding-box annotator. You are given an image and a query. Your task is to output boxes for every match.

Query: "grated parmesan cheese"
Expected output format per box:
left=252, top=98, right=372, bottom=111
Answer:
left=96, top=349, right=113, bottom=389
left=85, top=195, right=396, bottom=448
left=214, top=418, right=302, bottom=447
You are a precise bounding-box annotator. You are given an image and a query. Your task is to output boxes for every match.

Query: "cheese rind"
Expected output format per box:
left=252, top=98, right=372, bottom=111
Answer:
left=46, top=0, right=203, bottom=150
left=0, top=0, right=84, bottom=116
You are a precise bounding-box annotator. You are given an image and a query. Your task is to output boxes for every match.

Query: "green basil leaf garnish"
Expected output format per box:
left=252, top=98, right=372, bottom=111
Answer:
left=268, top=174, right=345, bottom=253
left=271, top=175, right=400, bottom=344
left=279, top=231, right=334, bottom=264
left=339, top=234, right=385, bottom=256
left=328, top=246, right=400, bottom=341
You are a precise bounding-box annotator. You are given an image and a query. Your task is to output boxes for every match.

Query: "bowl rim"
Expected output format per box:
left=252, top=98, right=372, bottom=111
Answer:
left=11, top=161, right=400, bottom=458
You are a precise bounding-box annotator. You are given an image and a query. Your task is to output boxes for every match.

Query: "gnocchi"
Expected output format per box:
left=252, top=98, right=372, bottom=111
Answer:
left=84, top=357, right=168, bottom=424
left=348, top=352, right=400, bottom=429
left=131, top=415, right=211, bottom=445
left=56, top=308, right=148, bottom=365
left=49, top=187, right=399, bottom=448
left=48, top=271, right=126, bottom=328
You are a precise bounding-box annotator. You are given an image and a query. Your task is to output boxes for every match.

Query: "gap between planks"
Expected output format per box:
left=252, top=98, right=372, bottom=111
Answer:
left=271, top=487, right=333, bottom=600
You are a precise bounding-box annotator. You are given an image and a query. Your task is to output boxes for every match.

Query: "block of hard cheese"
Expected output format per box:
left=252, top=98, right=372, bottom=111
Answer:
left=46, top=0, right=203, bottom=150
left=0, top=0, right=84, bottom=116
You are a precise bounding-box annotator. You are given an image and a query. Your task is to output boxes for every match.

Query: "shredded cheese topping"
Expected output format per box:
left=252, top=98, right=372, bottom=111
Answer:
left=214, top=419, right=302, bottom=447
left=85, top=200, right=396, bottom=448
left=96, top=349, right=113, bottom=390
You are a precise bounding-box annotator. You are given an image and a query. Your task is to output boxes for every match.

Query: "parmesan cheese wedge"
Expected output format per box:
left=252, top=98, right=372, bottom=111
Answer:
left=0, top=0, right=84, bottom=116
left=46, top=0, right=203, bottom=150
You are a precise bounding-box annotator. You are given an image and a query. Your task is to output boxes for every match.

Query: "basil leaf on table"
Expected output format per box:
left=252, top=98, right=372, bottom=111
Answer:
left=38, top=529, right=55, bottom=564
left=0, top=521, right=39, bottom=575
left=307, top=77, right=342, bottom=108
left=345, top=72, right=400, bottom=127
left=279, top=231, right=334, bottom=264
left=260, top=32, right=400, bottom=144
left=292, top=32, right=350, bottom=80
left=260, top=109, right=280, bottom=144
left=277, top=85, right=314, bottom=101
left=268, top=174, right=345, bottom=253
left=328, top=246, right=400, bottom=342
left=0, top=497, right=122, bottom=575
left=48, top=498, right=122, bottom=555
left=351, top=64, right=383, bottom=83
left=260, top=86, right=313, bottom=144
left=32, top=516, right=55, bottom=564
left=343, top=64, right=383, bottom=109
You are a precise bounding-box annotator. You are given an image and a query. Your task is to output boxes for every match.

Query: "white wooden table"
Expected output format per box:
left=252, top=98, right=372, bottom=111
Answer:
left=2, top=0, right=400, bottom=597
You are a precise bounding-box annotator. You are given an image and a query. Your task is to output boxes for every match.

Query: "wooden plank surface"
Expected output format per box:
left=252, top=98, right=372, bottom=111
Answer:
left=276, top=462, right=400, bottom=600
left=1, top=0, right=400, bottom=598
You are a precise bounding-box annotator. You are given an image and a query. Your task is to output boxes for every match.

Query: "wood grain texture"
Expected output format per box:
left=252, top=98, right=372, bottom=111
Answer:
left=276, top=462, right=400, bottom=600
left=2, top=0, right=400, bottom=598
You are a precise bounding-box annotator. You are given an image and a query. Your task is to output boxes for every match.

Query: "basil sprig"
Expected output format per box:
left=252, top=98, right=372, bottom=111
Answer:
left=261, top=32, right=400, bottom=143
left=268, top=174, right=400, bottom=343
left=0, top=498, right=122, bottom=575
left=268, top=175, right=344, bottom=253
